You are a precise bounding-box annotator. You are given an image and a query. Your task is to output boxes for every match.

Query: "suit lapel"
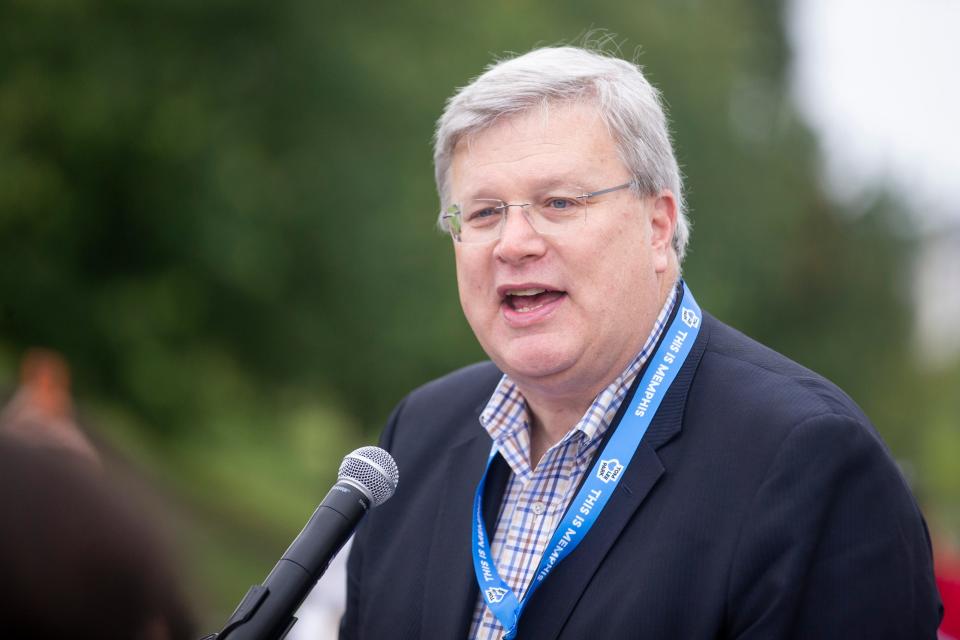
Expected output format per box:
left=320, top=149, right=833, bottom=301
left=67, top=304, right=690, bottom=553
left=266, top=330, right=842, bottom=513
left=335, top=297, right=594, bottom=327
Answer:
left=421, top=426, right=504, bottom=638
left=517, top=316, right=711, bottom=638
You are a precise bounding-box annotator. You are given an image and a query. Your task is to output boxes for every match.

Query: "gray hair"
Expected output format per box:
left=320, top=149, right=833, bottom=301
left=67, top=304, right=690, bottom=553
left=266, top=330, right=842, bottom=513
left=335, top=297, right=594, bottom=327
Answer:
left=433, top=45, right=690, bottom=261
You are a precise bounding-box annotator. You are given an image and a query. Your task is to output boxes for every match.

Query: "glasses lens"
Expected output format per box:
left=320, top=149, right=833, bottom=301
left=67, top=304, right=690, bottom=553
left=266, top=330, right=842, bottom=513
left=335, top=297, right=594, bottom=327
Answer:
left=448, top=190, right=590, bottom=243
left=457, top=199, right=504, bottom=243
left=528, top=192, right=587, bottom=235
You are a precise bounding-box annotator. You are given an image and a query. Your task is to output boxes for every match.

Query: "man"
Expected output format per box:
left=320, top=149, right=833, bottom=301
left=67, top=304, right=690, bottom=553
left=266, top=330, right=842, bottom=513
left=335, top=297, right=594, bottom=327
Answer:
left=341, top=46, right=942, bottom=639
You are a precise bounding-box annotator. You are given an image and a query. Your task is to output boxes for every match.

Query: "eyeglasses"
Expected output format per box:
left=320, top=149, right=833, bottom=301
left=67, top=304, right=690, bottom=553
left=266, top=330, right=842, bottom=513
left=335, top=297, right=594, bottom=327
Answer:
left=440, top=181, right=635, bottom=244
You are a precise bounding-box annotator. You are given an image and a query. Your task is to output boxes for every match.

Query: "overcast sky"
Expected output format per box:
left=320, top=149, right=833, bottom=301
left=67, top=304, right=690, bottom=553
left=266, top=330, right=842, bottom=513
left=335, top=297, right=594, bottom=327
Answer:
left=788, top=0, right=960, bottom=229
left=787, top=0, right=960, bottom=366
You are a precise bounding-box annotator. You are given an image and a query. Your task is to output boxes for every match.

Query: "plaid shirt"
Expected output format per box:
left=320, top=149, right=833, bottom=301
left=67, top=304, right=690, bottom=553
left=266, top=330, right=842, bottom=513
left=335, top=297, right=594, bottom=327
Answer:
left=468, top=284, right=680, bottom=639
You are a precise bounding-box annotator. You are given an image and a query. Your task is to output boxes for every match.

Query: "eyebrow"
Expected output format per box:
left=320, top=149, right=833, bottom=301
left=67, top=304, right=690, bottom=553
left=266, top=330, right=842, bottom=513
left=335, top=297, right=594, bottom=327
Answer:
left=461, top=175, right=588, bottom=202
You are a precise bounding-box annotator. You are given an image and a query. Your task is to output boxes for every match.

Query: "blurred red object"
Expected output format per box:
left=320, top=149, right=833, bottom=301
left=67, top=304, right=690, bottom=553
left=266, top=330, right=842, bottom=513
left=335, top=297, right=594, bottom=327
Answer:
left=939, top=574, right=960, bottom=638
left=936, top=535, right=960, bottom=639
left=0, top=347, right=98, bottom=463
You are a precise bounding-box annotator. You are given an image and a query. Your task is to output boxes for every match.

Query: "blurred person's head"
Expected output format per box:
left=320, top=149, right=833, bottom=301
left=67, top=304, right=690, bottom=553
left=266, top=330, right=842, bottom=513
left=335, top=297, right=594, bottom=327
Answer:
left=0, top=436, right=194, bottom=639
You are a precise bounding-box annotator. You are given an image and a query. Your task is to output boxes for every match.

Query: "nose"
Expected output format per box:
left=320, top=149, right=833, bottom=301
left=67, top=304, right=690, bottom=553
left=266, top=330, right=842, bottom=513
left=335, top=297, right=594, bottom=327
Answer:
left=493, top=204, right=547, bottom=265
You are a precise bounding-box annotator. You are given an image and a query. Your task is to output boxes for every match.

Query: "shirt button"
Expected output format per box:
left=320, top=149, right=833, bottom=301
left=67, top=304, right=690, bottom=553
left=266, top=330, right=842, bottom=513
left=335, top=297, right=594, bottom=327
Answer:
left=532, top=501, right=546, bottom=515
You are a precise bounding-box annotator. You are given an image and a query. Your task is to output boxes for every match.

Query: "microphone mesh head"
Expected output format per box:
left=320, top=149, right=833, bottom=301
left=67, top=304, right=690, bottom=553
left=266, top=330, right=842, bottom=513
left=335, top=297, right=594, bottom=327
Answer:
left=338, top=446, right=399, bottom=507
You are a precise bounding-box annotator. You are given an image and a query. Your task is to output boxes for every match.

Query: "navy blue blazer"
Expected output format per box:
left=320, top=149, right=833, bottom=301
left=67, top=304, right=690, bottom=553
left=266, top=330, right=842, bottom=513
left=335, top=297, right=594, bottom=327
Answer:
left=341, top=313, right=942, bottom=639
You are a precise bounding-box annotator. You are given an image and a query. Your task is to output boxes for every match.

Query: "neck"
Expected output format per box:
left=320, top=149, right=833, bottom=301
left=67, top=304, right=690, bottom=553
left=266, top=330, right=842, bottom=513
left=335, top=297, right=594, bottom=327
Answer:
left=523, top=396, right=588, bottom=468
left=521, top=271, right=679, bottom=469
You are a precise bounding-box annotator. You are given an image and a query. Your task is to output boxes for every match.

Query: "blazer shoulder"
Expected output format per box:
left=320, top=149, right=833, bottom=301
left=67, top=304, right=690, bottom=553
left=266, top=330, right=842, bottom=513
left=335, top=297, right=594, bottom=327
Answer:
left=698, top=313, right=869, bottom=426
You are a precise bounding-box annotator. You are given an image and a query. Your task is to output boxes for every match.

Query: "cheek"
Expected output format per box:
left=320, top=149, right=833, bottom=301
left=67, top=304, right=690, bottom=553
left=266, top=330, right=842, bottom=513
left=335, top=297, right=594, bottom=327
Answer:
left=586, top=230, right=652, bottom=316
left=454, top=251, right=491, bottom=315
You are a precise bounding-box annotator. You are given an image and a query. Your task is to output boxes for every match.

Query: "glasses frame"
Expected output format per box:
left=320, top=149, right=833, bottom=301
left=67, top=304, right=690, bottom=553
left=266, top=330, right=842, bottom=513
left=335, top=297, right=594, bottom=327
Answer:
left=441, top=180, right=636, bottom=244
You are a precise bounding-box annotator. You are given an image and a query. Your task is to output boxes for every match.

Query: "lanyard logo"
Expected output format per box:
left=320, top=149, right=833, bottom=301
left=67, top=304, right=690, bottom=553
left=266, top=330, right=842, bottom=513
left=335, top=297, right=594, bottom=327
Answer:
left=485, top=587, right=508, bottom=604
left=681, top=307, right=700, bottom=329
left=596, top=458, right=624, bottom=483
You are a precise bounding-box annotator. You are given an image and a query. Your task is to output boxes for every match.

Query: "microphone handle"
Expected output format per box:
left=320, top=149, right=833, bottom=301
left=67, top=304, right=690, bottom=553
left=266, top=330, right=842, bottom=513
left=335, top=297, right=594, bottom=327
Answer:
left=216, top=481, right=371, bottom=640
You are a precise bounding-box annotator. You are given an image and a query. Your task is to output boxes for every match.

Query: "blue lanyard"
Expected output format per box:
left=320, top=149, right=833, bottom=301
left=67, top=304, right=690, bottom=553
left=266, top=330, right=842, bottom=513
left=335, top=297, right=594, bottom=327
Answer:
left=471, top=281, right=702, bottom=638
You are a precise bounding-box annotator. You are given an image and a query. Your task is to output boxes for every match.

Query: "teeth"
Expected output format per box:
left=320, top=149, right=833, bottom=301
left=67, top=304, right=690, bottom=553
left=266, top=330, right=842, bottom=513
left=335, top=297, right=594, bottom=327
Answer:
left=507, top=288, right=546, bottom=296
left=515, top=302, right=545, bottom=313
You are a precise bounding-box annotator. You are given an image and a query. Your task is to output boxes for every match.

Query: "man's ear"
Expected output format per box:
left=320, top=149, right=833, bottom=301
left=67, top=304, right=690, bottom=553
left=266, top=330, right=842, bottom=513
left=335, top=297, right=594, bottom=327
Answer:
left=649, top=190, right=677, bottom=272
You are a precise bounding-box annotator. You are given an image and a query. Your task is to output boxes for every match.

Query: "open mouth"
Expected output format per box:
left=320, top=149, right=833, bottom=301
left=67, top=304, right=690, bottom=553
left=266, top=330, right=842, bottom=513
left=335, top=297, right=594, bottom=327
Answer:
left=502, top=287, right=566, bottom=313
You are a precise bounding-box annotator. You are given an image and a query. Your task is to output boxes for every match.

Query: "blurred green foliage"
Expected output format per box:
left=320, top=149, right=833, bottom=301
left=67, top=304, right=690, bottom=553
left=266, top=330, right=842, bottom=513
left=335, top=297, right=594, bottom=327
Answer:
left=2, top=0, right=957, bottom=631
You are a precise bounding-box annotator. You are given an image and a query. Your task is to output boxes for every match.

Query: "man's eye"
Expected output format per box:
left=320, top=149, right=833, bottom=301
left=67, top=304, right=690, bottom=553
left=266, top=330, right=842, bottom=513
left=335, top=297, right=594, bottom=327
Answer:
left=467, top=206, right=501, bottom=224
left=545, top=197, right=580, bottom=211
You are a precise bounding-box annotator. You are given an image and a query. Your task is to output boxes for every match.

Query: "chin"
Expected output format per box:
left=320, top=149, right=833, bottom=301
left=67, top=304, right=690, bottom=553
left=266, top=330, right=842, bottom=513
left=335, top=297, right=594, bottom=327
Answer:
left=494, top=342, right=579, bottom=386
left=475, top=322, right=585, bottom=383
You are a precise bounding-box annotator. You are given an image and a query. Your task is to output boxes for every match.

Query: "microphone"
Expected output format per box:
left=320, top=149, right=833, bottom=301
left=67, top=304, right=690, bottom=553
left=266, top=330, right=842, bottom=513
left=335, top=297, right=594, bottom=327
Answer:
left=213, top=446, right=399, bottom=640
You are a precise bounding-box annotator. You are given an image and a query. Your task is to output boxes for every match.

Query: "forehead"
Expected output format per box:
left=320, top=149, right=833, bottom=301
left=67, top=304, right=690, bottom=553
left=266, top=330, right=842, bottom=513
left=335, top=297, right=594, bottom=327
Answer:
left=449, top=102, right=626, bottom=198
